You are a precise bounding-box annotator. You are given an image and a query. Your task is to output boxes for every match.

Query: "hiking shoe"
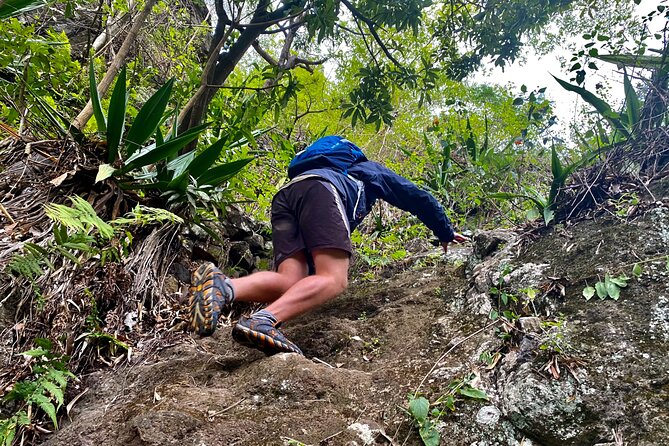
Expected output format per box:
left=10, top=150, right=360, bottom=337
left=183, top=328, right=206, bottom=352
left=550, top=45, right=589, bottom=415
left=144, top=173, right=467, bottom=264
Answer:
left=232, top=316, right=303, bottom=356
left=188, top=262, right=234, bottom=336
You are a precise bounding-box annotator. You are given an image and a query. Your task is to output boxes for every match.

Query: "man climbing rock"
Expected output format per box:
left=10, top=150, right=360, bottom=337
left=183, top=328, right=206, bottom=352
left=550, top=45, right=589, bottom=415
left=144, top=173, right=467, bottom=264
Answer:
left=188, top=135, right=467, bottom=355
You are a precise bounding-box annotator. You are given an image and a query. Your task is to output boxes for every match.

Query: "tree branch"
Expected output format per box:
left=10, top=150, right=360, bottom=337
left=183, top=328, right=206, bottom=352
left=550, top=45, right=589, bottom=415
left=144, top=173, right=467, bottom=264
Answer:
left=339, top=0, right=402, bottom=67
left=72, top=0, right=158, bottom=130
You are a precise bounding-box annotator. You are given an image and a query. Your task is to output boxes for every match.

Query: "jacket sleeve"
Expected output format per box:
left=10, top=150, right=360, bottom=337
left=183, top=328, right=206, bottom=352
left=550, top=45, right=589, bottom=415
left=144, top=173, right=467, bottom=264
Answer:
left=355, top=161, right=455, bottom=243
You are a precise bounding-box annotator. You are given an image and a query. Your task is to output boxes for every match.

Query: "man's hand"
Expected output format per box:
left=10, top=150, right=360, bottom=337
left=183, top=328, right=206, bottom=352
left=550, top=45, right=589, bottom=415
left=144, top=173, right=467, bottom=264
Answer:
left=441, top=232, right=469, bottom=254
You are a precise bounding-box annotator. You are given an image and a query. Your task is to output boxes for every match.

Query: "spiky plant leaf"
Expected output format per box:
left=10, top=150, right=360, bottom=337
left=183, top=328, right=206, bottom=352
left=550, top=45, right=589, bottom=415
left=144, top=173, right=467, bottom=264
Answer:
left=89, top=58, right=106, bottom=133
left=196, top=158, right=254, bottom=187
left=623, top=70, right=640, bottom=133
left=119, top=123, right=209, bottom=174
left=125, top=78, right=175, bottom=156
left=552, top=75, right=630, bottom=138
left=106, top=67, right=128, bottom=163
left=190, top=138, right=227, bottom=179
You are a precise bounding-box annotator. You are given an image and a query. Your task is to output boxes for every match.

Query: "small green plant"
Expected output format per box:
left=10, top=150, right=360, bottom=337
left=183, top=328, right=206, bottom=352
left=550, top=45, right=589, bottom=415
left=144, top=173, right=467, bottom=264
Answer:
left=407, top=396, right=440, bottom=446
left=582, top=274, right=629, bottom=301
left=489, top=144, right=595, bottom=225
left=0, top=339, right=76, bottom=445
left=611, top=192, right=640, bottom=217
left=407, top=374, right=488, bottom=445
left=539, top=317, right=574, bottom=356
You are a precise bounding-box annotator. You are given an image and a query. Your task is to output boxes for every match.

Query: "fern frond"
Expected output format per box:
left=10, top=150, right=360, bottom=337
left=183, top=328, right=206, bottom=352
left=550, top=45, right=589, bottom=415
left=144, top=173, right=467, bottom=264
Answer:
left=111, top=204, right=184, bottom=227
left=44, top=196, right=114, bottom=240
left=39, top=381, right=64, bottom=407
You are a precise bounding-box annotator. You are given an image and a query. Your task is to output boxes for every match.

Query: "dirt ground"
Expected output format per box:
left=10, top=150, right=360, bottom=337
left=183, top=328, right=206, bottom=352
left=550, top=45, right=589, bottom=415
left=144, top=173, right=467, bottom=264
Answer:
left=41, top=249, right=485, bottom=446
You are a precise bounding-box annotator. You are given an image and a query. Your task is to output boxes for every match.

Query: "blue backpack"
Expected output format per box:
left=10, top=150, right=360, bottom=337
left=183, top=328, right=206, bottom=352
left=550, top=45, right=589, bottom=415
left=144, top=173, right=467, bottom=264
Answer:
left=288, top=136, right=367, bottom=179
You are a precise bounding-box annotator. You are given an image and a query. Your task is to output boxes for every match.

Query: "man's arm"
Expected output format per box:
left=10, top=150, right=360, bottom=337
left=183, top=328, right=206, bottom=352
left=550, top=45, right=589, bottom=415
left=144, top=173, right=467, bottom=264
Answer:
left=353, top=161, right=456, bottom=243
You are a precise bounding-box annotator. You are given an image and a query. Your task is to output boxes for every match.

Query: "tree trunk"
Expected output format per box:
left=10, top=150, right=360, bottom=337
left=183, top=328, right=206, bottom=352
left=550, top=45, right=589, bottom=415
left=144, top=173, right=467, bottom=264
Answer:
left=72, top=0, right=158, bottom=131
left=178, top=0, right=291, bottom=135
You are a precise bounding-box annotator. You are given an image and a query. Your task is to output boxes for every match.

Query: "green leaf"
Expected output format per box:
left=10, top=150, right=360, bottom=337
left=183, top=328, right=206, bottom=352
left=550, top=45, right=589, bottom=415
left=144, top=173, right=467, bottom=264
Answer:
left=408, top=397, right=429, bottom=423
left=197, top=158, right=254, bottom=187
left=604, top=276, right=621, bottom=300
left=41, top=381, right=64, bottom=407
left=106, top=67, right=128, bottom=163
left=543, top=207, right=555, bottom=225
left=21, top=348, right=49, bottom=357
left=190, top=138, right=228, bottom=179
left=125, top=78, right=175, bottom=156
left=595, top=281, right=608, bottom=299
left=582, top=286, right=595, bottom=300
left=623, top=70, right=640, bottom=132
left=95, top=163, right=116, bottom=183
left=89, top=58, right=106, bottom=134
left=33, top=394, right=58, bottom=427
left=552, top=75, right=629, bottom=138
left=119, top=123, right=209, bottom=174
left=609, top=276, right=628, bottom=288
left=0, top=0, right=48, bottom=19
left=596, top=54, right=669, bottom=70
left=632, top=263, right=643, bottom=277
left=166, top=150, right=196, bottom=179
left=458, top=386, right=488, bottom=400
left=419, top=422, right=441, bottom=446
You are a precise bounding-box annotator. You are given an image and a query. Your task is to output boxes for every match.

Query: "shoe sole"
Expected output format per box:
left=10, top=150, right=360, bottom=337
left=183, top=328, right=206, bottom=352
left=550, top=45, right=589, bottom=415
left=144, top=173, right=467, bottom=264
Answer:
left=232, top=324, right=303, bottom=356
left=188, top=263, right=227, bottom=336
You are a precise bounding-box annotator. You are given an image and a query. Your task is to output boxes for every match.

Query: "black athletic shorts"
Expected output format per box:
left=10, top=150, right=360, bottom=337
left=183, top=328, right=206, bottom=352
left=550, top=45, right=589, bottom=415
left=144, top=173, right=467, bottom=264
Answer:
left=271, top=177, right=352, bottom=269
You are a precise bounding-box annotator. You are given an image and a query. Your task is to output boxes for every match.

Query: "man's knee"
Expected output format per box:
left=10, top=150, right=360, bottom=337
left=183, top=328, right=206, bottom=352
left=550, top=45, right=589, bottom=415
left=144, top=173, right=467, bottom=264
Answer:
left=331, top=273, right=348, bottom=295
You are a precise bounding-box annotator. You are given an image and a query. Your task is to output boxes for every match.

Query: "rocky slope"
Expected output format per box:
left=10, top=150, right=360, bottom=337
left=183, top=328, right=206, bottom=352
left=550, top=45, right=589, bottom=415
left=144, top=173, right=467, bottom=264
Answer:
left=39, top=189, right=669, bottom=446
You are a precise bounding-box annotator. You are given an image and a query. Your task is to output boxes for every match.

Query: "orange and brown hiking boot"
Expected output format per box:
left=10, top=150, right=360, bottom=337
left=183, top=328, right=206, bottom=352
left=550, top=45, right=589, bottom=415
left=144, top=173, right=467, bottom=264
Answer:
left=188, top=262, right=234, bottom=336
left=232, top=315, right=303, bottom=356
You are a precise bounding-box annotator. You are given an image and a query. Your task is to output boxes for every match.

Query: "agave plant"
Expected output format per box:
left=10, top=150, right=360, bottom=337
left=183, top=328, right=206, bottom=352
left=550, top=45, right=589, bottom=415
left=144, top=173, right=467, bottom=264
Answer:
left=89, top=63, right=255, bottom=212
left=489, top=144, right=597, bottom=225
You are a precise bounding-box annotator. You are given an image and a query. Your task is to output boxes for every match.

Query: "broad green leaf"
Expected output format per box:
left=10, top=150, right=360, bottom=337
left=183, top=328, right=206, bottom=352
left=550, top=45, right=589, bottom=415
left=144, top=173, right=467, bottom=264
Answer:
left=95, top=163, right=116, bottom=183
left=166, top=170, right=189, bottom=194
left=550, top=145, right=564, bottom=183
left=632, top=263, right=643, bottom=277
left=197, top=158, right=254, bottom=187
left=89, top=58, right=106, bottom=133
left=106, top=67, right=128, bottom=163
left=125, top=78, right=175, bottom=156
left=443, top=394, right=456, bottom=411
left=609, top=276, right=628, bottom=288
left=190, top=138, right=228, bottom=178
left=0, top=0, right=48, bottom=18
left=459, top=386, right=488, bottom=400
left=582, top=286, right=595, bottom=300
left=595, top=281, right=608, bottom=299
left=408, top=397, right=429, bottom=423
left=419, top=422, right=440, bottom=446
left=552, top=75, right=629, bottom=138
left=604, top=276, right=621, bottom=300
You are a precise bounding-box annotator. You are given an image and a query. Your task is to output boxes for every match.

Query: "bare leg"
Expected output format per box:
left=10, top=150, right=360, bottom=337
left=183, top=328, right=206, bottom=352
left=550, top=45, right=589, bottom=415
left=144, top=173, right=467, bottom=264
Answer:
left=230, top=251, right=308, bottom=304
left=265, top=248, right=349, bottom=322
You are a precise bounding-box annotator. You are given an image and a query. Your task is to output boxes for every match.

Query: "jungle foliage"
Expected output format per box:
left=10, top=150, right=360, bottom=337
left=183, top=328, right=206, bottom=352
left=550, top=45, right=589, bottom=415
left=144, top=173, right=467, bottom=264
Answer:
left=0, top=0, right=668, bottom=443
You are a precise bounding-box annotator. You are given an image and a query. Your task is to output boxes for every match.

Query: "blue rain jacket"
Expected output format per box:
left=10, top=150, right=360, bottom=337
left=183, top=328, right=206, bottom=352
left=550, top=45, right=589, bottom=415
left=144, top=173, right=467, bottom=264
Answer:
left=292, top=160, right=455, bottom=243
